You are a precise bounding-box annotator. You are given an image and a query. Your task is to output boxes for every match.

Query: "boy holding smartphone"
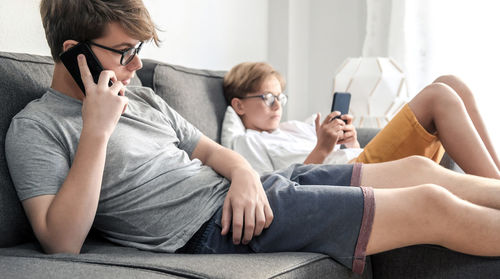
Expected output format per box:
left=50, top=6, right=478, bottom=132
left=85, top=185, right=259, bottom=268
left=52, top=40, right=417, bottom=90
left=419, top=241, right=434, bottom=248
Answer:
left=222, top=62, right=500, bottom=179
left=5, top=1, right=500, bottom=276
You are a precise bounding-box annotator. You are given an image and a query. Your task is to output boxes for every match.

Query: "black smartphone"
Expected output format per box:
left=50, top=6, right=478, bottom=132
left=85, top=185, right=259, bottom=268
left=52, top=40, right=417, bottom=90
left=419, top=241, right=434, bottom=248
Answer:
left=59, top=42, right=112, bottom=95
left=330, top=92, right=351, bottom=123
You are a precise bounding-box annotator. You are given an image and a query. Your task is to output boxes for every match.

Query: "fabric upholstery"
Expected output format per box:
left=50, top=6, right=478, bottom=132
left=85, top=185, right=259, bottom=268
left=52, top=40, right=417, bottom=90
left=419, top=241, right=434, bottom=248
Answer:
left=137, top=59, right=227, bottom=142
left=2, top=51, right=484, bottom=279
left=0, top=52, right=53, bottom=247
left=0, top=52, right=141, bottom=247
left=371, top=245, right=500, bottom=279
left=0, top=240, right=371, bottom=278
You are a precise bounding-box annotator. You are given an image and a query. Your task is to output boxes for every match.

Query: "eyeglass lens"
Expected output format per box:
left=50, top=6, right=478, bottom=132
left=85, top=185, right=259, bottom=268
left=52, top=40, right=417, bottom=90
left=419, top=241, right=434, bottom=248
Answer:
left=121, top=43, right=142, bottom=66
left=122, top=48, right=137, bottom=65
left=264, top=93, right=287, bottom=107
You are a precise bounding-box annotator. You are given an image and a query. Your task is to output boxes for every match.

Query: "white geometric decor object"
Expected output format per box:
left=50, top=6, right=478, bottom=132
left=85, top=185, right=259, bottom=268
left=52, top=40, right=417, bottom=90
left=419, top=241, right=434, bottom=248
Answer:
left=333, top=57, right=410, bottom=128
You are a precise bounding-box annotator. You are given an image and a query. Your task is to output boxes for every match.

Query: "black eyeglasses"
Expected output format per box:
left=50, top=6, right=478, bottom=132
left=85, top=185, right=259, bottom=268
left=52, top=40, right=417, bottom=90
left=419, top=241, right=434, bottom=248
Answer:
left=87, top=41, right=143, bottom=66
left=240, top=93, right=288, bottom=107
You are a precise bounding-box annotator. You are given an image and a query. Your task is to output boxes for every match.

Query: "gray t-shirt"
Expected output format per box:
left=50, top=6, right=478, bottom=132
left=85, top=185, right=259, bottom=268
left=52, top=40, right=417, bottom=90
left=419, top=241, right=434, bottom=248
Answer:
left=5, top=87, right=230, bottom=252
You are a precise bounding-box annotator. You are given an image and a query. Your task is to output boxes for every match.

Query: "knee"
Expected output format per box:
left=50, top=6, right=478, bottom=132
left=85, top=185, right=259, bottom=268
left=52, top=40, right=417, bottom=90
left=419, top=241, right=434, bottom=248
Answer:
left=421, top=83, right=465, bottom=110
left=433, top=75, right=476, bottom=105
left=433, top=74, right=462, bottom=86
left=415, top=184, right=456, bottom=219
left=401, top=155, right=438, bottom=172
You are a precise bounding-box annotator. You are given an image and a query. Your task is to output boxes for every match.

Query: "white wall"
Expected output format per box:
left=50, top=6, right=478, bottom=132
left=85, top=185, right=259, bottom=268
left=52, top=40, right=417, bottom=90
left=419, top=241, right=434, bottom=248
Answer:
left=0, top=1, right=50, bottom=56
left=267, top=0, right=366, bottom=121
left=0, top=0, right=269, bottom=71
left=141, top=0, right=268, bottom=70
left=0, top=0, right=363, bottom=121
left=307, top=0, right=365, bottom=121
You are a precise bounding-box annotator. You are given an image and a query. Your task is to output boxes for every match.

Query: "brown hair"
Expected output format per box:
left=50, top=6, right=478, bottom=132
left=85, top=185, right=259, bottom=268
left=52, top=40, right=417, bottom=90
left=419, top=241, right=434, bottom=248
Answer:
left=223, top=62, right=286, bottom=103
left=40, top=0, right=160, bottom=62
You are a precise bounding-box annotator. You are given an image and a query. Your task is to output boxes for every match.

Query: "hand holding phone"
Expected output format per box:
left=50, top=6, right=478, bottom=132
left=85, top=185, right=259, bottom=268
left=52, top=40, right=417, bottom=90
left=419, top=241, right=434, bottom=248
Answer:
left=330, top=92, right=351, bottom=123
left=59, top=42, right=113, bottom=95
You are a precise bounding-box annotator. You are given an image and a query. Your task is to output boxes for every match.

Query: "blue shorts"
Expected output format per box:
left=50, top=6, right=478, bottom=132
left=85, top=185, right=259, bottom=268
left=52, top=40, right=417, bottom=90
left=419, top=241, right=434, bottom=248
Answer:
left=177, top=163, right=374, bottom=274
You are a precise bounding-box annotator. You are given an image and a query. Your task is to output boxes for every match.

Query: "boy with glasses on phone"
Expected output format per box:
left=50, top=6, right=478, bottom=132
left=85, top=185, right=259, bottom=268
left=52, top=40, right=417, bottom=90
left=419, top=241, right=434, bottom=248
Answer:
left=5, top=0, right=500, bottom=276
left=222, top=62, right=500, bottom=179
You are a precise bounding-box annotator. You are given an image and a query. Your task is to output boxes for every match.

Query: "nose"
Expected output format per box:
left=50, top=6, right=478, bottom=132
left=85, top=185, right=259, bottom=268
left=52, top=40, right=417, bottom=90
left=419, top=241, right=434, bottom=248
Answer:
left=127, top=55, right=143, bottom=72
left=271, top=98, right=281, bottom=110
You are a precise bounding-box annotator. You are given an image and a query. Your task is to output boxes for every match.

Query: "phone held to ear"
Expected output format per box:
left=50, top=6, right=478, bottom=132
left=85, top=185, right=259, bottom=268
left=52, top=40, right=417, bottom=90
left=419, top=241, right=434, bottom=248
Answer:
left=59, top=42, right=113, bottom=95
left=330, top=92, right=351, bottom=123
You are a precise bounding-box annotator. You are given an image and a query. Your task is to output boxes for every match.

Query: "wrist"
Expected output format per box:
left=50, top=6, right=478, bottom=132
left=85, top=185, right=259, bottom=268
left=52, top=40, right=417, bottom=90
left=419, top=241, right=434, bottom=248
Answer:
left=80, top=126, right=111, bottom=145
left=231, top=165, right=259, bottom=180
left=313, top=144, right=331, bottom=157
left=305, top=145, right=330, bottom=164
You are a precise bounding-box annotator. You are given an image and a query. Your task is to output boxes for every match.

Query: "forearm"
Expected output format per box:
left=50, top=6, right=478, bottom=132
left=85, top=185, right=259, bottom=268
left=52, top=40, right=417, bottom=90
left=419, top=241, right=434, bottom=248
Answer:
left=192, top=136, right=273, bottom=243
left=204, top=145, right=258, bottom=180
left=41, top=130, right=108, bottom=253
left=304, top=146, right=329, bottom=164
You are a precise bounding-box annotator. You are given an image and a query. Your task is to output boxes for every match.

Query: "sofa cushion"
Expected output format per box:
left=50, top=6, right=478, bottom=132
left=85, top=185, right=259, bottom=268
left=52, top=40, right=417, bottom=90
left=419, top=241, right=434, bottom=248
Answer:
left=371, top=245, right=500, bottom=278
left=137, top=59, right=227, bottom=143
left=0, top=255, right=177, bottom=279
left=0, top=52, right=141, bottom=247
left=0, top=240, right=372, bottom=278
left=0, top=52, right=53, bottom=247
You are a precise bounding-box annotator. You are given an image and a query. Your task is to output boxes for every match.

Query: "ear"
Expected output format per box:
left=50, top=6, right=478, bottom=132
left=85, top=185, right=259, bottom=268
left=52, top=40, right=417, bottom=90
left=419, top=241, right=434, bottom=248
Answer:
left=231, top=98, right=245, bottom=116
left=62, top=40, right=80, bottom=52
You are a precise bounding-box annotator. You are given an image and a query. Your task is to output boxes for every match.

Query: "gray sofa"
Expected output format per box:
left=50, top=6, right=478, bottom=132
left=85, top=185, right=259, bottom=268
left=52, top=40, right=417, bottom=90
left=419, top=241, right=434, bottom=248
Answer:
left=1, top=51, right=499, bottom=278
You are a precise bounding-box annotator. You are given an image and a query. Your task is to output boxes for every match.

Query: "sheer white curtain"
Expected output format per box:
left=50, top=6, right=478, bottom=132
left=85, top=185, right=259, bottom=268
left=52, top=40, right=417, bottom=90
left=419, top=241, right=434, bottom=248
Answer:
left=363, top=0, right=500, bottom=150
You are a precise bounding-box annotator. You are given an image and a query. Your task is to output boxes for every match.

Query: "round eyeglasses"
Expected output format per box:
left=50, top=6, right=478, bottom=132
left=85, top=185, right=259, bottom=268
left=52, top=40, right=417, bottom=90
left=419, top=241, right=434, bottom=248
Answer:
left=87, top=41, right=143, bottom=66
left=240, top=93, right=288, bottom=107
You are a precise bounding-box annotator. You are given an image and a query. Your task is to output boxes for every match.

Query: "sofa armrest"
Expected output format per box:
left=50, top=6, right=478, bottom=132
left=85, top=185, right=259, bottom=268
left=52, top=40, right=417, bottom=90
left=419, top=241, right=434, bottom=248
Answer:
left=357, top=128, right=380, bottom=148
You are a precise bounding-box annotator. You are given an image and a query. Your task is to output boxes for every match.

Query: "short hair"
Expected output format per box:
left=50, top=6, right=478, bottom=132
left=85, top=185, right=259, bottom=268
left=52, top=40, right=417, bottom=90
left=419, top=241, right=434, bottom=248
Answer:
left=40, top=0, right=160, bottom=62
left=223, top=62, right=286, bottom=104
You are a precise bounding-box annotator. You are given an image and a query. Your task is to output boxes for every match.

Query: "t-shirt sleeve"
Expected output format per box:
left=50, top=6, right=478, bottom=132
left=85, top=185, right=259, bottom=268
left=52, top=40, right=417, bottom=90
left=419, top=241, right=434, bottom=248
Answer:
left=149, top=92, right=202, bottom=156
left=231, top=134, right=275, bottom=176
left=5, top=118, right=70, bottom=201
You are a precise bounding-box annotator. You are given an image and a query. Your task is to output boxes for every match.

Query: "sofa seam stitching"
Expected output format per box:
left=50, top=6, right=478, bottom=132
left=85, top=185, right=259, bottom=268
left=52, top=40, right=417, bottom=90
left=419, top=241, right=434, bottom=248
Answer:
left=0, top=54, right=54, bottom=65
left=146, top=60, right=224, bottom=79
left=267, top=254, right=331, bottom=278
left=1, top=254, right=208, bottom=279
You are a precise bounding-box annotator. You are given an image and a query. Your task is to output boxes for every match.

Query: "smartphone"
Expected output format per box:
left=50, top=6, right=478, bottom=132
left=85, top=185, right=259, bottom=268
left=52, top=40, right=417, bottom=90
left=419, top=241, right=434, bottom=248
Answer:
left=59, top=42, right=112, bottom=95
left=330, top=92, right=351, bottom=123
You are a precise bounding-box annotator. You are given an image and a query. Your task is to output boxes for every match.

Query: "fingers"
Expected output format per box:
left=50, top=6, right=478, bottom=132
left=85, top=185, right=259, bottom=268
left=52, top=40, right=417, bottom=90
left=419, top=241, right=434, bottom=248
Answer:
left=341, top=114, right=354, bottom=124
left=254, top=206, right=266, bottom=236
left=222, top=199, right=274, bottom=245
left=77, top=54, right=126, bottom=98
left=98, top=70, right=124, bottom=94
left=242, top=206, right=255, bottom=245
left=231, top=206, right=244, bottom=245
left=315, top=113, right=321, bottom=132
left=77, top=54, right=95, bottom=92
left=233, top=204, right=273, bottom=245
left=323, top=111, right=341, bottom=124
left=221, top=199, right=232, bottom=236
left=264, top=204, right=274, bottom=228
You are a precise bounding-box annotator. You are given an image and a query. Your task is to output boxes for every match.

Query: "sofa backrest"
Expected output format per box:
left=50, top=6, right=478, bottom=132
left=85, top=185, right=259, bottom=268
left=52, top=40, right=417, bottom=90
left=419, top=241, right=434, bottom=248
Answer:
left=0, top=52, right=56, bottom=246
left=0, top=51, right=227, bottom=247
left=137, top=59, right=227, bottom=142
left=1, top=52, right=231, bottom=248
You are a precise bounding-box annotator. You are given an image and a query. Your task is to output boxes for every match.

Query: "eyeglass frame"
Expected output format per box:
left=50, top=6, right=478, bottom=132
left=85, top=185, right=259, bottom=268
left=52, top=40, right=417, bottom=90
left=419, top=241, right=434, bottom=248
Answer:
left=239, top=92, right=288, bottom=107
left=87, top=41, right=143, bottom=66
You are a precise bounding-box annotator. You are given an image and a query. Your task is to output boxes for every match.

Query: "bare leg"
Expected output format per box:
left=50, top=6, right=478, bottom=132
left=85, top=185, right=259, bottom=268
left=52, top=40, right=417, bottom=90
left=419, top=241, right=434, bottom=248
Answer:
left=408, top=81, right=500, bottom=178
left=367, top=185, right=500, bottom=256
left=361, top=156, right=500, bottom=209
left=433, top=75, right=500, bottom=170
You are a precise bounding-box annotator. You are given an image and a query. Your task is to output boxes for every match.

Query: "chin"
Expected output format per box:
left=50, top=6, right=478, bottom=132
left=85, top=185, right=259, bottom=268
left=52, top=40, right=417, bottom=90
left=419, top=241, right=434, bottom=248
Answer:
left=268, top=124, right=280, bottom=131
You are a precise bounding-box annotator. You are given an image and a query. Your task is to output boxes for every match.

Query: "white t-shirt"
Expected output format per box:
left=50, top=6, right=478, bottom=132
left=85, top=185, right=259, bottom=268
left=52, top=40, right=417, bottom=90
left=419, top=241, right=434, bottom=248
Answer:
left=221, top=106, right=363, bottom=175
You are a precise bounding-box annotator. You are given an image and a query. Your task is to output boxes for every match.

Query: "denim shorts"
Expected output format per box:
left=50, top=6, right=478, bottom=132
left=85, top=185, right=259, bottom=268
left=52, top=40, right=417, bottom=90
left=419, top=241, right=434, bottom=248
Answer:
left=177, top=163, right=374, bottom=275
